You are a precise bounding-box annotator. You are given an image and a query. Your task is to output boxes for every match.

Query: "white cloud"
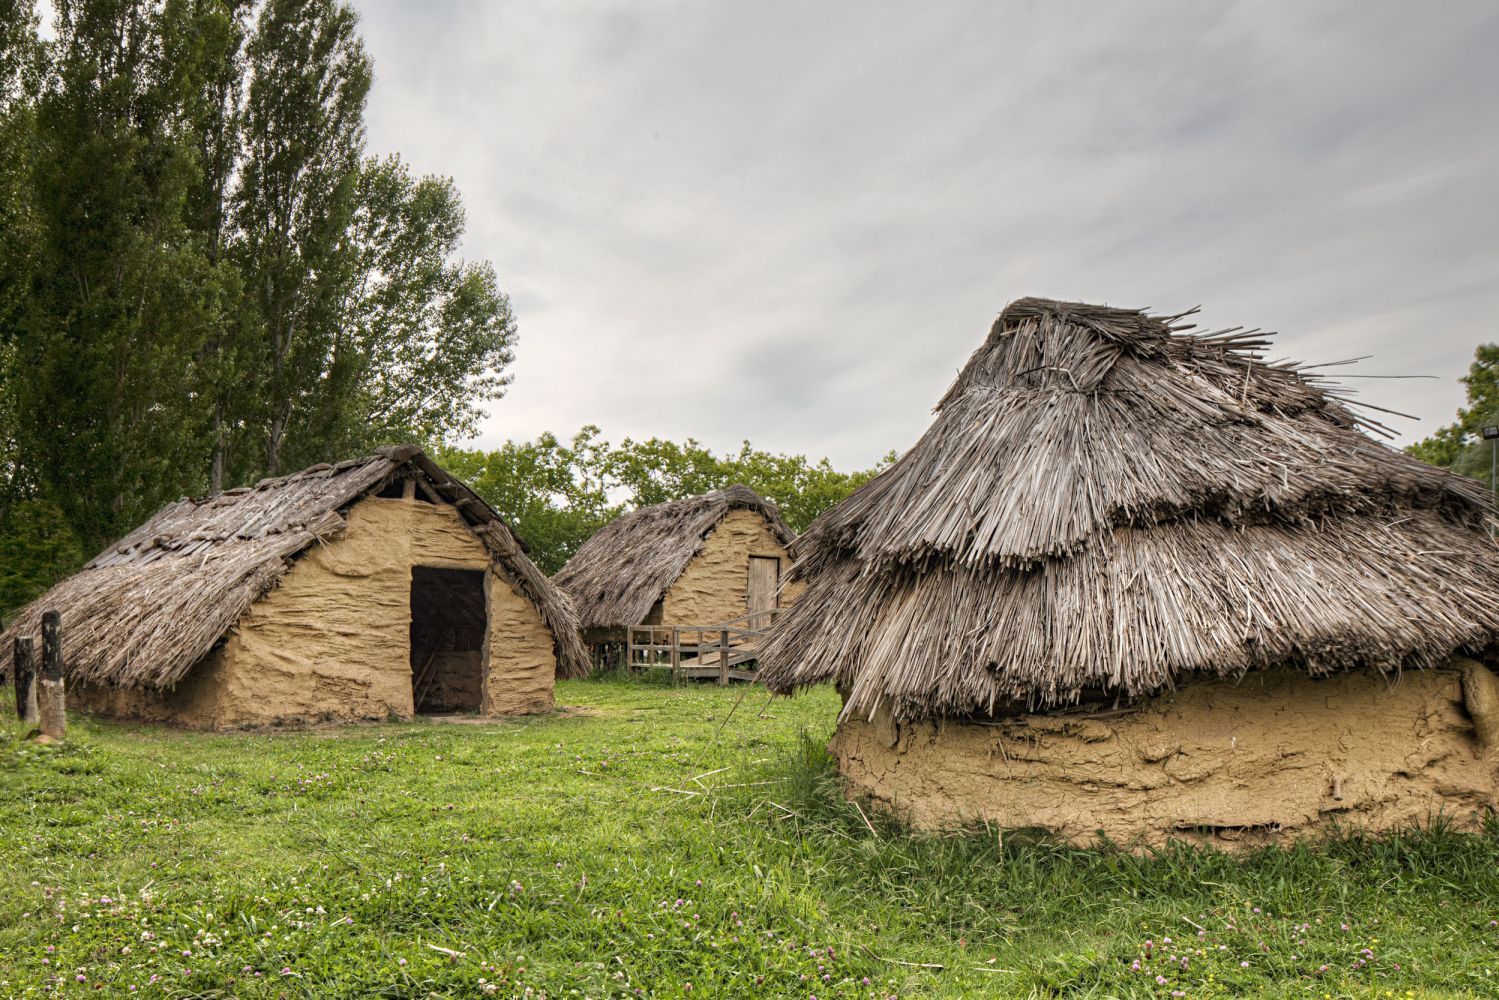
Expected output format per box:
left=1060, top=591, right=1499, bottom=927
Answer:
left=354, top=0, right=1499, bottom=467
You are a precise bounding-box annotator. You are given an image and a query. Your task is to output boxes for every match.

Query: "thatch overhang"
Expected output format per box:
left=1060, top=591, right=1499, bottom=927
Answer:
left=554, top=484, right=796, bottom=631
left=758, top=297, right=1499, bottom=722
left=0, top=445, right=590, bottom=689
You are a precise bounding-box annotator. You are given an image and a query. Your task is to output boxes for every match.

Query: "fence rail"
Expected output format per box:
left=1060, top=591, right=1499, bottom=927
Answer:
left=625, top=608, right=785, bottom=685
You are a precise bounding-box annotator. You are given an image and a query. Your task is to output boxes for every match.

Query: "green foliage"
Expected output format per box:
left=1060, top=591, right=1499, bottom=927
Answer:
left=1406, top=344, right=1499, bottom=483
left=0, top=498, right=83, bottom=617
left=0, top=0, right=517, bottom=572
left=3, top=679, right=1498, bottom=996
left=339, top=156, right=516, bottom=449
left=445, top=427, right=892, bottom=572
left=603, top=434, right=891, bottom=537
left=714, top=440, right=894, bottom=532
left=11, top=0, right=235, bottom=539
left=231, top=0, right=370, bottom=476
left=435, top=428, right=618, bottom=575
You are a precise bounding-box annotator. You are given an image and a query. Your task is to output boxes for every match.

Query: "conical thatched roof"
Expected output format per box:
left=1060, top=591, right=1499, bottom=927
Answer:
left=759, top=297, right=1499, bottom=722
left=555, top=485, right=795, bottom=630
left=0, top=445, right=590, bottom=690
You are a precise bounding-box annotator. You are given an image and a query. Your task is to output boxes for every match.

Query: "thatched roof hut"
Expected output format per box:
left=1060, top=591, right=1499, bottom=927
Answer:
left=760, top=297, right=1499, bottom=846
left=1, top=445, right=589, bottom=728
left=556, top=485, right=798, bottom=635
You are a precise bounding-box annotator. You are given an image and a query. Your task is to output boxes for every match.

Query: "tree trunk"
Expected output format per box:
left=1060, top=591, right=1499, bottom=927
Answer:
left=210, top=404, right=225, bottom=493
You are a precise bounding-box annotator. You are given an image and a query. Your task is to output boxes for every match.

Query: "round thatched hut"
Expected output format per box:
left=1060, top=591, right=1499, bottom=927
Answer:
left=0, top=446, right=589, bottom=729
left=555, top=485, right=799, bottom=643
left=759, top=297, right=1499, bottom=847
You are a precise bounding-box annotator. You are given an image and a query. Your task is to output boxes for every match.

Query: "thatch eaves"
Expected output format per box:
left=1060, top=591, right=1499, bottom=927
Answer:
left=758, top=297, right=1499, bottom=721
left=554, top=484, right=796, bottom=631
left=0, top=445, right=590, bottom=689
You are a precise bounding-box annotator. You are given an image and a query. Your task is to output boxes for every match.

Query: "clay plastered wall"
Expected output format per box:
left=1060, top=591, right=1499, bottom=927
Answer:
left=833, top=667, right=1499, bottom=849
left=484, top=572, right=557, bottom=716
left=660, top=509, right=795, bottom=625
left=202, top=497, right=493, bottom=727
left=70, top=661, right=225, bottom=728
left=103, top=496, right=558, bottom=729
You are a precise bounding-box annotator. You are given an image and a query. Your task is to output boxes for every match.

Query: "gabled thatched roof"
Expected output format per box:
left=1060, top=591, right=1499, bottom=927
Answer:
left=0, top=445, right=590, bottom=689
left=554, top=485, right=795, bottom=630
left=759, top=297, right=1499, bottom=722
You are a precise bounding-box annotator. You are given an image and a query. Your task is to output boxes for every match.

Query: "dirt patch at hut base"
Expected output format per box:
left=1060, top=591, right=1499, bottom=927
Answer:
left=832, top=666, right=1499, bottom=849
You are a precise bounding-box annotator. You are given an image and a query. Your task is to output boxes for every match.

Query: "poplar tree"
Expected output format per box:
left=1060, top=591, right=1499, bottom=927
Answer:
left=0, top=0, right=519, bottom=609
left=14, top=0, right=235, bottom=539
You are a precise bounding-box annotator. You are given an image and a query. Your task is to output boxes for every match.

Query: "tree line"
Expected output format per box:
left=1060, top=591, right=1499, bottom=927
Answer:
left=440, top=428, right=893, bottom=575
left=0, top=0, right=515, bottom=609
left=1405, top=344, right=1499, bottom=483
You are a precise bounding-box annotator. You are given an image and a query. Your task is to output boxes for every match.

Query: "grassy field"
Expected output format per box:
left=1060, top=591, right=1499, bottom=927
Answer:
left=2, top=675, right=1498, bottom=999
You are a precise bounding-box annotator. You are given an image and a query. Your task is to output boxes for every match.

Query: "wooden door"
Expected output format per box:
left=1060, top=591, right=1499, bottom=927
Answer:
left=747, top=556, right=780, bottom=629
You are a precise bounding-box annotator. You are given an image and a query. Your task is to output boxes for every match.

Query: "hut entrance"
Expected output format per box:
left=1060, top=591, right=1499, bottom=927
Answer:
left=410, top=567, right=487, bottom=714
left=747, top=556, right=780, bottom=629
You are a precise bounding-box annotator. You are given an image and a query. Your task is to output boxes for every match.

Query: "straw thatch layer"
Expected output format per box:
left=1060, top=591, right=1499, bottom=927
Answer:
left=554, top=485, right=795, bottom=630
left=759, top=298, right=1499, bottom=720
left=0, top=445, right=589, bottom=689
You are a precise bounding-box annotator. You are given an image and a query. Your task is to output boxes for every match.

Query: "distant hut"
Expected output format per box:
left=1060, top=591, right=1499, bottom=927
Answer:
left=0, top=446, right=589, bottom=729
left=555, top=485, right=799, bottom=647
left=760, top=297, right=1499, bottom=847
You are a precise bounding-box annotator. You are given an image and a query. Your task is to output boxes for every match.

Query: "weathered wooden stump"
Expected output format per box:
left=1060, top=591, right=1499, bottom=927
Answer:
left=37, top=611, right=65, bottom=742
left=12, top=635, right=38, bottom=724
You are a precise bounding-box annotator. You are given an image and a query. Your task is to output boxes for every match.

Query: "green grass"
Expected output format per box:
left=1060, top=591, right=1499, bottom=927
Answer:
left=2, top=675, right=1497, bottom=998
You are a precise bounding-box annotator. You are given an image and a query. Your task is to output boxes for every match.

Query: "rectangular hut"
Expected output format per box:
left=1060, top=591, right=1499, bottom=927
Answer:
left=0, top=446, right=589, bottom=728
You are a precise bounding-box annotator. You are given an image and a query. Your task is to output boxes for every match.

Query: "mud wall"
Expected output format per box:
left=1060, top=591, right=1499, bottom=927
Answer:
left=660, top=509, right=799, bottom=625
left=484, top=571, right=558, bottom=716
left=832, top=667, right=1499, bottom=848
left=70, top=661, right=224, bottom=728
left=79, top=496, right=558, bottom=729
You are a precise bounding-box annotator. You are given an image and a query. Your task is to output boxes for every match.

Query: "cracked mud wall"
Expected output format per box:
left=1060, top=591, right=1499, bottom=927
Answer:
left=832, top=666, right=1499, bottom=848
left=483, top=570, right=557, bottom=716
left=660, top=509, right=800, bottom=625
left=74, top=496, right=559, bottom=728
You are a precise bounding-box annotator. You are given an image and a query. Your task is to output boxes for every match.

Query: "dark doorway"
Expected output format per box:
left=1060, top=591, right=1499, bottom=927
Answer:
left=410, top=567, right=487, bottom=714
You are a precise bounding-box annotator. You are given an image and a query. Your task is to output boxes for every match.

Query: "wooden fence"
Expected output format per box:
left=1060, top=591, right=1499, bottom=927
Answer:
left=625, top=608, right=785, bottom=685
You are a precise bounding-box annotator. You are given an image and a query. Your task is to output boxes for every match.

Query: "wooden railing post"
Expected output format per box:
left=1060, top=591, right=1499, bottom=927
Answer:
left=13, top=635, right=37, bottom=724
left=669, top=627, right=680, bottom=686
left=718, top=628, right=730, bottom=686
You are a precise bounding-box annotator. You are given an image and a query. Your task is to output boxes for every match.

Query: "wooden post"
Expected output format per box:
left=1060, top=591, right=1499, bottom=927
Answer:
left=669, top=627, right=680, bottom=686
left=13, top=635, right=37, bottom=724
left=38, top=611, right=64, bottom=742
left=719, top=628, right=730, bottom=686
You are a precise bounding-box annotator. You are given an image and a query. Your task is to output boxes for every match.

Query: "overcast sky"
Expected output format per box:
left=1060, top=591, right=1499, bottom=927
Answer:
left=354, top=1, right=1499, bottom=469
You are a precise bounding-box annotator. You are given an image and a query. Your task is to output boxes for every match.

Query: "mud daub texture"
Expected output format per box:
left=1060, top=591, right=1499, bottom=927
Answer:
left=833, top=666, right=1499, bottom=848
left=661, top=509, right=800, bottom=625
left=71, top=497, right=559, bottom=728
